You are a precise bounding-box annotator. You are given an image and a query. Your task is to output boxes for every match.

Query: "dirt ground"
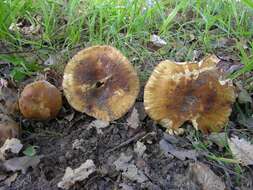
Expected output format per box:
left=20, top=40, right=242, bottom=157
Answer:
left=0, top=88, right=252, bottom=190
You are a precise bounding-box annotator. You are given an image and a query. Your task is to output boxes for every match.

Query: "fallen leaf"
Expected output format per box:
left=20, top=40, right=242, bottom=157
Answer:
left=238, top=117, right=253, bottom=131
left=3, top=155, right=42, bottom=174
left=0, top=78, right=7, bottom=90
left=134, top=141, right=146, bottom=157
left=123, top=164, right=147, bottom=183
left=4, top=173, right=18, bottom=186
left=0, top=87, right=19, bottom=114
left=159, top=139, right=198, bottom=161
left=238, top=88, right=252, bottom=104
left=114, top=153, right=132, bottom=170
left=228, top=136, right=253, bottom=166
left=0, top=174, right=7, bottom=181
left=150, top=34, right=167, bottom=47
left=88, top=120, right=109, bottom=134
left=0, top=115, right=20, bottom=147
left=65, top=112, right=75, bottom=122
left=43, top=55, right=58, bottom=66
left=208, top=133, right=227, bottom=148
left=189, top=162, right=226, bottom=190
left=0, top=138, right=23, bottom=160
left=113, top=153, right=148, bottom=183
left=119, top=183, right=134, bottom=190
left=127, top=108, right=140, bottom=129
left=57, top=159, right=96, bottom=190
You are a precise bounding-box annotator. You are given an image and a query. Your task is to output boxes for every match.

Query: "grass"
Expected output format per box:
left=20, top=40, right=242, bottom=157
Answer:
left=0, top=0, right=252, bottom=82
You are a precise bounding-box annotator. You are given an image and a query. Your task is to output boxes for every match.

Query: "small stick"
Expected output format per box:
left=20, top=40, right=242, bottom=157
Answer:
left=106, top=131, right=146, bottom=153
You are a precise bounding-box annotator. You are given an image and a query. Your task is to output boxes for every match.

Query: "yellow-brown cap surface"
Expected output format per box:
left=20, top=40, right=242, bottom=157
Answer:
left=19, top=80, right=62, bottom=120
left=62, top=45, right=140, bottom=121
left=144, top=55, right=235, bottom=134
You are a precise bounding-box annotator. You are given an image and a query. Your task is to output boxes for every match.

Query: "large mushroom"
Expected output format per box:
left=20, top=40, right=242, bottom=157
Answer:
left=19, top=80, right=62, bottom=120
left=144, top=55, right=236, bottom=134
left=62, top=45, right=140, bottom=121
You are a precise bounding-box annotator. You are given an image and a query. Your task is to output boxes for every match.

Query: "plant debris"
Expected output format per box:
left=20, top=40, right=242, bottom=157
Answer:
left=3, top=155, right=42, bottom=174
left=228, top=136, right=253, bottom=166
left=113, top=153, right=148, bottom=183
left=0, top=115, right=21, bottom=146
left=127, top=107, right=140, bottom=129
left=189, top=162, right=226, bottom=190
left=88, top=120, right=110, bottom=134
left=4, top=173, right=18, bottom=187
left=0, top=138, right=23, bottom=160
left=208, top=132, right=227, bottom=148
left=57, top=159, right=96, bottom=190
left=159, top=139, right=198, bottom=161
left=150, top=34, right=167, bottom=47
left=134, top=141, right=146, bottom=157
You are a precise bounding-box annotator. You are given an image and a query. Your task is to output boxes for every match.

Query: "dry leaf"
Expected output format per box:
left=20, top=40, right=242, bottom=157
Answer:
left=228, top=136, right=253, bottom=166
left=134, top=141, right=146, bottom=157
left=88, top=120, right=109, bottom=134
left=0, top=174, right=7, bottom=181
left=189, top=162, right=226, bottom=190
left=238, top=89, right=252, bottom=104
left=0, top=87, right=19, bottom=114
left=159, top=139, right=198, bottom=161
left=0, top=138, right=23, bottom=160
left=3, top=156, right=42, bottom=174
left=4, top=173, right=18, bottom=186
left=119, top=183, right=134, bottom=190
left=58, top=159, right=96, bottom=190
left=208, top=133, right=227, bottom=148
left=127, top=108, right=140, bottom=129
left=238, top=117, right=253, bottom=132
left=113, top=153, right=148, bottom=183
left=150, top=34, right=167, bottom=47
left=0, top=79, right=7, bottom=90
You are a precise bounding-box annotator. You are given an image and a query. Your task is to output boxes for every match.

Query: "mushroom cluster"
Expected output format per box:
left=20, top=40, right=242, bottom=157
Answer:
left=144, top=55, right=236, bottom=134
left=0, top=46, right=237, bottom=146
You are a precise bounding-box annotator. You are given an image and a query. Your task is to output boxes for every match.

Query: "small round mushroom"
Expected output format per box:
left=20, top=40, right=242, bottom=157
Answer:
left=0, top=114, right=20, bottom=146
left=62, top=45, right=140, bottom=121
left=144, top=55, right=236, bottom=134
left=19, top=80, right=62, bottom=120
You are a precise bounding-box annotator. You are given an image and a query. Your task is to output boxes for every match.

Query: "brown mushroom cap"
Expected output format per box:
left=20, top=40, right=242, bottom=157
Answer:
left=0, top=114, right=20, bottom=146
left=62, top=45, right=140, bottom=121
left=19, top=80, right=62, bottom=120
left=144, top=55, right=236, bottom=134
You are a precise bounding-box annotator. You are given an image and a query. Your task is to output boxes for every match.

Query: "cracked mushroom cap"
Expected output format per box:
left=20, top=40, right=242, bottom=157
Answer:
left=144, top=55, right=236, bottom=134
left=19, top=80, right=62, bottom=120
left=62, top=45, right=140, bottom=121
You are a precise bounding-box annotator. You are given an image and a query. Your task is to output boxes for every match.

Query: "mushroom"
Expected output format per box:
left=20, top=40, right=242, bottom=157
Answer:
left=0, top=114, right=20, bottom=146
left=19, top=80, right=62, bottom=120
left=144, top=55, right=236, bottom=134
left=62, top=45, right=140, bottom=121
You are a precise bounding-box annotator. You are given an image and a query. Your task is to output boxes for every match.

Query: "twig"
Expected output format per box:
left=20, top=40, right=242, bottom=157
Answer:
left=106, top=131, right=146, bottom=153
